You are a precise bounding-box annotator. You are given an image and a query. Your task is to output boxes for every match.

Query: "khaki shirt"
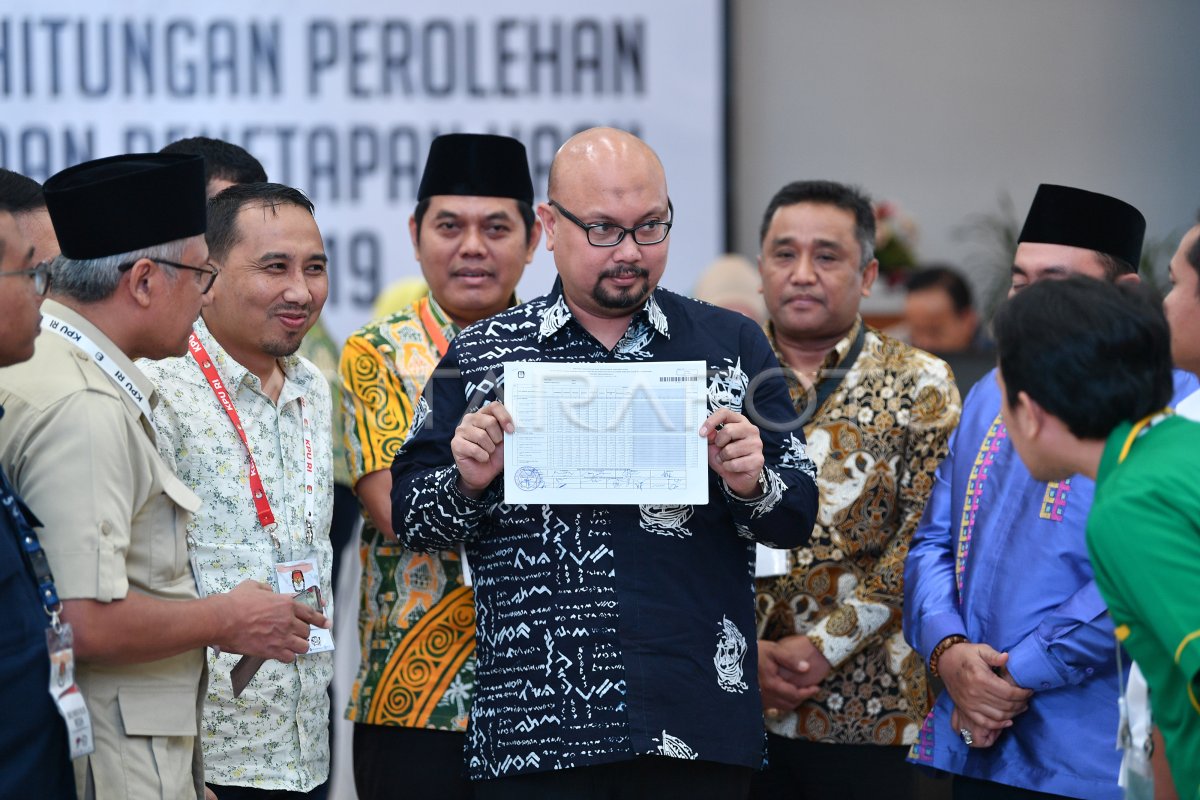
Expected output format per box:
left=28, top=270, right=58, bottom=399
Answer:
left=0, top=300, right=205, bottom=800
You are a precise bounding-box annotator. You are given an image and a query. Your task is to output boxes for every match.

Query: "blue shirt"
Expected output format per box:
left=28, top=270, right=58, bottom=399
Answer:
left=0, top=406, right=74, bottom=800
left=392, top=282, right=819, bottom=780
left=903, top=368, right=1198, bottom=798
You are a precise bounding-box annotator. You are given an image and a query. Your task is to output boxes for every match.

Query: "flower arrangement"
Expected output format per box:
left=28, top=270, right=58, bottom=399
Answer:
left=873, top=200, right=919, bottom=286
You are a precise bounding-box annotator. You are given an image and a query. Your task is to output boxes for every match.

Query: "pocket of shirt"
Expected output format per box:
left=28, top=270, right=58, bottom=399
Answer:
left=117, top=686, right=199, bottom=736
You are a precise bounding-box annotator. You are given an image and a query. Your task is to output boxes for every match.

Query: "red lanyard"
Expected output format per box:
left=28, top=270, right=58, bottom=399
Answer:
left=188, top=332, right=315, bottom=549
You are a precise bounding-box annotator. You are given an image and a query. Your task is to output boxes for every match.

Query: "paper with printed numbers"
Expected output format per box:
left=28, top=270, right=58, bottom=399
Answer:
left=503, top=361, right=709, bottom=505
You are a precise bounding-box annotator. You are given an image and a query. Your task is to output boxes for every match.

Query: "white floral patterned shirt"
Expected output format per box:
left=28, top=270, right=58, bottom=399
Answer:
left=142, top=319, right=335, bottom=791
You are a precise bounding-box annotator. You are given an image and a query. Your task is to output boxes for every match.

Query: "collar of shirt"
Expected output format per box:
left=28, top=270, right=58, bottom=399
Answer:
left=765, top=315, right=863, bottom=374
left=41, top=298, right=160, bottom=420
left=424, top=292, right=462, bottom=337
left=536, top=277, right=671, bottom=342
left=191, top=316, right=315, bottom=407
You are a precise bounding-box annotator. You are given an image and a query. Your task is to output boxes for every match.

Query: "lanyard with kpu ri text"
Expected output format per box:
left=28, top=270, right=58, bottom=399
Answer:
left=188, top=333, right=315, bottom=552
left=41, top=314, right=155, bottom=421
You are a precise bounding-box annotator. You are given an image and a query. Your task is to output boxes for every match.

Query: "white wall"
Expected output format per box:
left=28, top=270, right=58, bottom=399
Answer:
left=731, top=0, right=1200, bottom=303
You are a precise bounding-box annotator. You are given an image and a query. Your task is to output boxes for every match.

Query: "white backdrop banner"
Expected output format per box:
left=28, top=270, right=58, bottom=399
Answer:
left=1, top=2, right=726, bottom=340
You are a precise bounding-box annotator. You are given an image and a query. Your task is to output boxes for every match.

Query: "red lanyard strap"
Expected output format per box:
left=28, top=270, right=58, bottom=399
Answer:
left=189, top=333, right=277, bottom=532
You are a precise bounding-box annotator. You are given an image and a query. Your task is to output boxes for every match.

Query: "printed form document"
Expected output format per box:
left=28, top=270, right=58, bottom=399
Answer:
left=503, top=361, right=709, bottom=505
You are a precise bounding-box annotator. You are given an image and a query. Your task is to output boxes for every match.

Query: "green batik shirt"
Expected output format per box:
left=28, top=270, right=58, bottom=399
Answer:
left=339, top=296, right=475, bottom=731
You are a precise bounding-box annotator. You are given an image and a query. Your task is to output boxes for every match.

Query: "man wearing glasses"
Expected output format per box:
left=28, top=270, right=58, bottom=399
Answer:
left=0, top=156, right=326, bottom=800
left=143, top=183, right=336, bottom=799
left=391, top=128, right=819, bottom=798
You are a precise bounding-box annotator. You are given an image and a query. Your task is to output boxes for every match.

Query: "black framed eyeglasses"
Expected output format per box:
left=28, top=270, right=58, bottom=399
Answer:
left=549, top=199, right=674, bottom=247
left=119, top=258, right=219, bottom=294
left=1, top=259, right=52, bottom=296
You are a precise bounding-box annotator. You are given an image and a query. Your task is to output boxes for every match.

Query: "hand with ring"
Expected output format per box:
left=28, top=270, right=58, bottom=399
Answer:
left=952, top=706, right=1001, bottom=749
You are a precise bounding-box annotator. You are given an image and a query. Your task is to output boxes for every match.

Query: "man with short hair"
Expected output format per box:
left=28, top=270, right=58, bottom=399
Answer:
left=144, top=182, right=336, bottom=798
left=903, top=266, right=984, bottom=356
left=0, top=154, right=324, bottom=800
left=162, top=135, right=358, bottom=595
left=0, top=168, right=60, bottom=264
left=161, top=135, right=268, bottom=194
left=340, top=133, right=540, bottom=800
left=0, top=209, right=74, bottom=799
left=391, top=127, right=819, bottom=797
left=903, top=184, right=1197, bottom=799
left=751, top=181, right=961, bottom=799
left=991, top=276, right=1199, bottom=797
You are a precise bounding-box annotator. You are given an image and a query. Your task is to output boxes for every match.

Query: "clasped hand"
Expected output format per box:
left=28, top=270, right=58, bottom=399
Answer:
left=940, top=641, right=1032, bottom=748
left=758, top=635, right=832, bottom=715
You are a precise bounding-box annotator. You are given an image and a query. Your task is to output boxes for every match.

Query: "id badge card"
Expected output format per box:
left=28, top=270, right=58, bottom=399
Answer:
left=459, top=544, right=473, bottom=588
left=46, top=623, right=95, bottom=760
left=755, top=543, right=791, bottom=578
left=274, top=557, right=334, bottom=654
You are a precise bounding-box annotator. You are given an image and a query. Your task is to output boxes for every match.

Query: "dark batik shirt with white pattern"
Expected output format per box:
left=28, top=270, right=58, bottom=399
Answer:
left=392, top=280, right=819, bottom=780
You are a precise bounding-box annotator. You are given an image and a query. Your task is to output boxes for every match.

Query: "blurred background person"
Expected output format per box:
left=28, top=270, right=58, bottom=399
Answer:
left=693, top=253, right=767, bottom=325
left=903, top=265, right=987, bottom=354
left=904, top=265, right=993, bottom=393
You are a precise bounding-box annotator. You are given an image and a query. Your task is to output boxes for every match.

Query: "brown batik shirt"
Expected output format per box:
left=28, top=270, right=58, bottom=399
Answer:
left=756, top=317, right=961, bottom=745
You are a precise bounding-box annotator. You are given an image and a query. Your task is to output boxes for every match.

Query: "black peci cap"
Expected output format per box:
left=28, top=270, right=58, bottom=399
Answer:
left=417, top=134, right=534, bottom=206
left=44, top=153, right=207, bottom=260
left=1018, top=184, right=1146, bottom=271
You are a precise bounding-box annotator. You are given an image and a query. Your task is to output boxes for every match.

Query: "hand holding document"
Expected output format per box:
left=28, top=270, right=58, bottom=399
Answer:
left=502, top=361, right=709, bottom=505
left=450, top=402, right=513, bottom=498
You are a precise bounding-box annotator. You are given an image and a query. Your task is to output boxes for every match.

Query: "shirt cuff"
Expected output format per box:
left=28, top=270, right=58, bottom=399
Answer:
left=720, top=467, right=785, bottom=518
left=445, top=467, right=500, bottom=510
left=1006, top=632, right=1067, bottom=691
left=1174, top=629, right=1200, bottom=688
left=46, top=545, right=129, bottom=603
left=807, top=599, right=892, bottom=669
left=917, top=612, right=968, bottom=662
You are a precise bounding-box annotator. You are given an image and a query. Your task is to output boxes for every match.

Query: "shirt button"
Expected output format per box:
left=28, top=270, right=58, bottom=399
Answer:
left=1041, top=682, right=1051, bottom=688
left=1085, top=667, right=1094, bottom=675
left=100, top=521, right=111, bottom=536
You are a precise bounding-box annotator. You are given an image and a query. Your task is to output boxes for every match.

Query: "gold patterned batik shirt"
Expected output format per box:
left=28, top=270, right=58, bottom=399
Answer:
left=340, top=295, right=476, bottom=732
left=756, top=318, right=961, bottom=746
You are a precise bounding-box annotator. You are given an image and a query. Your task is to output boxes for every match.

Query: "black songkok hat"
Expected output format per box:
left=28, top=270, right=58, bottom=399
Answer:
left=1018, top=184, right=1146, bottom=271
left=43, top=153, right=207, bottom=260
left=417, top=134, right=534, bottom=206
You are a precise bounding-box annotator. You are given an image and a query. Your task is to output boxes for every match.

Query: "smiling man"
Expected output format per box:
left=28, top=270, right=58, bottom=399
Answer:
left=0, top=156, right=325, bottom=800
left=143, top=183, right=336, bottom=799
left=338, top=133, right=539, bottom=800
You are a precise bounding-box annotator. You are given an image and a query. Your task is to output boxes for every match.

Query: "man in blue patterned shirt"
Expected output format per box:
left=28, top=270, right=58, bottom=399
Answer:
left=391, top=127, right=819, bottom=798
